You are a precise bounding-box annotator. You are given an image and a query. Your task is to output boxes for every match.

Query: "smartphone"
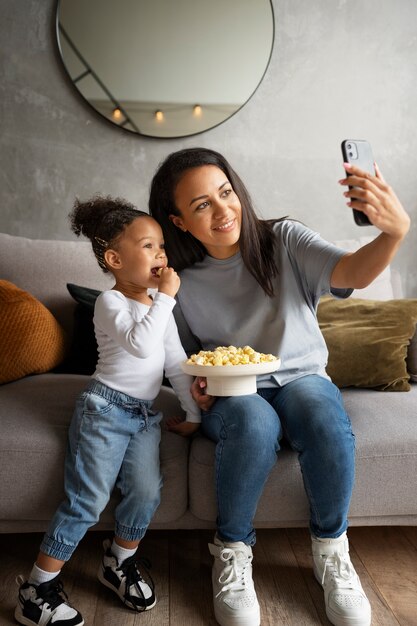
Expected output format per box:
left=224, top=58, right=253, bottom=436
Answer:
left=341, top=139, right=375, bottom=226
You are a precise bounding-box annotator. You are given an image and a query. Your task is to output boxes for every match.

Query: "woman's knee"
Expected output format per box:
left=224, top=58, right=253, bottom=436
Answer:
left=277, top=376, right=353, bottom=450
left=208, top=395, right=281, bottom=448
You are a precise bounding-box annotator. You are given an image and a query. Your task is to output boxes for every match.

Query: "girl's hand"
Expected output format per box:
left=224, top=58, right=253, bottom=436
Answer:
left=191, top=376, right=216, bottom=411
left=158, top=267, right=181, bottom=298
left=165, top=415, right=200, bottom=437
left=340, top=163, right=410, bottom=240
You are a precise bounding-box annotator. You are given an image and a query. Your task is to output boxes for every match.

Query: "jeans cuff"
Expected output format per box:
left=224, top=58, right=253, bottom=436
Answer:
left=115, top=522, right=147, bottom=542
left=40, top=535, right=75, bottom=561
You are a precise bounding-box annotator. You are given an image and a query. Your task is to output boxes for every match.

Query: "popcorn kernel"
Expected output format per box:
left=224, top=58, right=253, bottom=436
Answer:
left=186, top=345, right=278, bottom=366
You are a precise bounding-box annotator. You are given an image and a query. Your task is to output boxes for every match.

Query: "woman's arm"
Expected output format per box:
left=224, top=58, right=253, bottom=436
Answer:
left=331, top=162, right=410, bottom=289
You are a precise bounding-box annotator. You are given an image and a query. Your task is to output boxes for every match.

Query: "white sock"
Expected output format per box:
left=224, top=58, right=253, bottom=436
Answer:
left=111, top=539, right=137, bottom=563
left=28, top=563, right=61, bottom=586
left=312, top=531, right=347, bottom=543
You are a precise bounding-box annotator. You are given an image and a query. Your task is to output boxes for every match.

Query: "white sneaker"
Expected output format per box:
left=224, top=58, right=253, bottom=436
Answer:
left=312, top=533, right=371, bottom=626
left=209, top=536, right=260, bottom=626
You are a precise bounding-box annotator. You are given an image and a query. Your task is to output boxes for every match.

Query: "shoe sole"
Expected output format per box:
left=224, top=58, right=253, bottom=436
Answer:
left=213, top=603, right=260, bottom=626
left=14, top=606, right=85, bottom=626
left=325, top=608, right=371, bottom=626
left=97, top=567, right=156, bottom=611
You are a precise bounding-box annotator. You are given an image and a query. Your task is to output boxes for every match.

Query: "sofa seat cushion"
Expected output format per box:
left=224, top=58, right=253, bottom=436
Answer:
left=188, top=386, right=417, bottom=524
left=342, top=387, right=417, bottom=517
left=0, top=281, right=66, bottom=384
left=0, top=377, right=189, bottom=525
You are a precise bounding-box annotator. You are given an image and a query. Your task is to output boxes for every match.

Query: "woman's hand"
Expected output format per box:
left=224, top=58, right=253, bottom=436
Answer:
left=340, top=162, right=410, bottom=240
left=332, top=163, right=411, bottom=290
left=165, top=415, right=200, bottom=437
left=191, top=376, right=216, bottom=411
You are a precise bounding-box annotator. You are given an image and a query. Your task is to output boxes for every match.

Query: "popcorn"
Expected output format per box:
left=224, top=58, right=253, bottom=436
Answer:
left=186, top=345, right=278, bottom=366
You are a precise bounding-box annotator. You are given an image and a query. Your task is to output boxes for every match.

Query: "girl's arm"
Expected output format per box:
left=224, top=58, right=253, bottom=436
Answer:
left=331, top=163, right=410, bottom=289
left=163, top=315, right=201, bottom=426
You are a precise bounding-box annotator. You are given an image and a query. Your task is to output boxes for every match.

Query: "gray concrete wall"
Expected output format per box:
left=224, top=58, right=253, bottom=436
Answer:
left=1, top=0, right=416, bottom=296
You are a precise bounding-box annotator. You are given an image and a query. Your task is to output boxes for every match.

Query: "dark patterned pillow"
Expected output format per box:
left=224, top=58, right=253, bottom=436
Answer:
left=55, top=284, right=101, bottom=375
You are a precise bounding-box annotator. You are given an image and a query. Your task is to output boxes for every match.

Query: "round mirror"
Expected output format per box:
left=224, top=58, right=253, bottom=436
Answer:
left=56, top=0, right=274, bottom=138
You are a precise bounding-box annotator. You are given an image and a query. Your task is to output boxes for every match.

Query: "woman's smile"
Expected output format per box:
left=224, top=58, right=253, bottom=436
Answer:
left=212, top=218, right=236, bottom=232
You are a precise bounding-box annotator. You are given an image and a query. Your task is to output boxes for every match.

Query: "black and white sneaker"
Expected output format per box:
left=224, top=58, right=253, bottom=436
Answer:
left=15, top=574, right=84, bottom=626
left=97, top=539, right=156, bottom=611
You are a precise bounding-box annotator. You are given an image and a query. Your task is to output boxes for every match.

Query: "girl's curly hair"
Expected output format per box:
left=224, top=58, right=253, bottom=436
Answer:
left=69, top=195, right=148, bottom=272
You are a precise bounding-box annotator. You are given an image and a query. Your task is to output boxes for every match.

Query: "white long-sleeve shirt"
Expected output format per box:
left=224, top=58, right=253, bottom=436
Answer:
left=93, top=289, right=200, bottom=423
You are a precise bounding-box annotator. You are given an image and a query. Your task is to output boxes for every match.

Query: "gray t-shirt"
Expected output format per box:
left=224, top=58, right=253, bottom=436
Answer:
left=174, top=219, right=351, bottom=387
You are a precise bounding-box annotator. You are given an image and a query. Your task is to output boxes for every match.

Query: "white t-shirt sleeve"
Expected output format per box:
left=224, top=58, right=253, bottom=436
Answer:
left=280, top=220, right=351, bottom=304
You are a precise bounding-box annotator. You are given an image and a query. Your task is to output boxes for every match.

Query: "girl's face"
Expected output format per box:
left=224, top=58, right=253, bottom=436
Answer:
left=171, top=165, right=242, bottom=259
left=106, top=216, right=167, bottom=289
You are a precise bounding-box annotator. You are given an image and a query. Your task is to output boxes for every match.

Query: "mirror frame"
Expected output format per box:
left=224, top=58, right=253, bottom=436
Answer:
left=55, top=0, right=275, bottom=139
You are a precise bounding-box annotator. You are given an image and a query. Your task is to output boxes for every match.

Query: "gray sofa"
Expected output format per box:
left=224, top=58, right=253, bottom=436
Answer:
left=1, top=231, right=416, bottom=534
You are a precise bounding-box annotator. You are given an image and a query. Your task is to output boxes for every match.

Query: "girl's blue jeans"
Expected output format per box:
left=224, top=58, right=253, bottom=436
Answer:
left=201, top=374, right=355, bottom=545
left=41, top=380, right=163, bottom=561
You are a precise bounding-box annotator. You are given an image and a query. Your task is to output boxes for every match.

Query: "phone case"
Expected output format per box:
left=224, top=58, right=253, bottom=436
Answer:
left=341, top=139, right=375, bottom=226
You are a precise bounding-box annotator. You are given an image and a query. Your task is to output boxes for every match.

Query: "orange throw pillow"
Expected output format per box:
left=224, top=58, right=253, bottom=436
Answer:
left=0, top=280, right=66, bottom=384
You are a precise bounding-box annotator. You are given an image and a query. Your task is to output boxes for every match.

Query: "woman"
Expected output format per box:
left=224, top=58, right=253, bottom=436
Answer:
left=149, top=147, right=410, bottom=626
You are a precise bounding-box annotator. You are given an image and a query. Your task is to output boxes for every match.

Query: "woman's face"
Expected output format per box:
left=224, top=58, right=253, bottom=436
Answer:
left=171, top=165, right=242, bottom=259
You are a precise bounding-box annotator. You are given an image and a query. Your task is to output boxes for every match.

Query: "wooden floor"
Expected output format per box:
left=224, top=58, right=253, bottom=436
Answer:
left=1, top=527, right=416, bottom=625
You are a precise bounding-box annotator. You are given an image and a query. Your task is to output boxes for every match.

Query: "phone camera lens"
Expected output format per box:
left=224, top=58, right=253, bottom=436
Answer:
left=347, top=143, right=352, bottom=149
left=348, top=152, right=353, bottom=157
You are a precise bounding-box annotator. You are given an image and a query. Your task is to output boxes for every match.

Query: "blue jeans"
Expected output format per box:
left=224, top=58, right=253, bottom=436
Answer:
left=41, top=380, right=163, bottom=561
left=201, top=374, right=355, bottom=545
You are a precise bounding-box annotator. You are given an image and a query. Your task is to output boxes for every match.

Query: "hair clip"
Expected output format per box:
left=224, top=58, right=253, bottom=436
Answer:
left=94, top=236, right=108, bottom=248
left=93, top=236, right=109, bottom=270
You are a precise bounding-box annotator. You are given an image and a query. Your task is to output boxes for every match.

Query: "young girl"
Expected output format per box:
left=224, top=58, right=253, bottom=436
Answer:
left=15, top=196, right=200, bottom=626
left=149, top=147, right=410, bottom=626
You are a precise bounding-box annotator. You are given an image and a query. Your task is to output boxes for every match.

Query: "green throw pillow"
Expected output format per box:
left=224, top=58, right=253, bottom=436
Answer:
left=317, top=297, right=417, bottom=391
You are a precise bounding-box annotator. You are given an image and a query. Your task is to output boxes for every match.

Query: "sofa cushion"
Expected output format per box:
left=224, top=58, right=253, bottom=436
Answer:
left=318, top=297, right=417, bottom=390
left=0, top=376, right=189, bottom=525
left=0, top=233, right=112, bottom=335
left=0, top=281, right=66, bottom=384
left=342, top=387, right=417, bottom=517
